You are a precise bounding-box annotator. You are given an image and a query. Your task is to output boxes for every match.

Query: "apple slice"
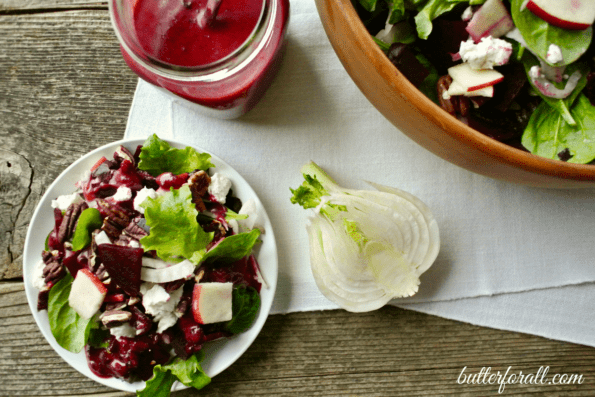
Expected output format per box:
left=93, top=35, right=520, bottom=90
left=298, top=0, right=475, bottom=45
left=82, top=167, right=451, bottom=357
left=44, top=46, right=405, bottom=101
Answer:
left=68, top=268, right=107, bottom=319
left=448, top=63, right=504, bottom=92
left=446, top=80, right=495, bottom=98
left=192, top=282, right=233, bottom=325
left=526, top=0, right=595, bottom=30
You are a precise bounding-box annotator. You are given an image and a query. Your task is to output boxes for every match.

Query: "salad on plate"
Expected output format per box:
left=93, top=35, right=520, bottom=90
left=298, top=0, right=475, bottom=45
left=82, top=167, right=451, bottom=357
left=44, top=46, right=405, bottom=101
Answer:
left=355, top=0, right=595, bottom=163
left=31, top=134, right=267, bottom=395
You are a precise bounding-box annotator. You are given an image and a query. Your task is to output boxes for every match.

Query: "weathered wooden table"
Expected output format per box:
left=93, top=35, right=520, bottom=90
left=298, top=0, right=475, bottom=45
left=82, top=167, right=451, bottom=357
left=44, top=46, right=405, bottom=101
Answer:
left=2, top=1, right=595, bottom=396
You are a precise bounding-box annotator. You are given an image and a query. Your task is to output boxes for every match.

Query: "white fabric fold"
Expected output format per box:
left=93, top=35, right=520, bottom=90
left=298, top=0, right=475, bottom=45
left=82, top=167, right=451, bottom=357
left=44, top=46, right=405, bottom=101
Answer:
left=123, top=0, right=595, bottom=347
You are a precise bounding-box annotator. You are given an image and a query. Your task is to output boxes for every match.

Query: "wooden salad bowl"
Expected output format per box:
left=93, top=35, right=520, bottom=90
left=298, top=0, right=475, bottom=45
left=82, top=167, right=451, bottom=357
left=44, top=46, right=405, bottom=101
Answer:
left=314, top=0, right=595, bottom=188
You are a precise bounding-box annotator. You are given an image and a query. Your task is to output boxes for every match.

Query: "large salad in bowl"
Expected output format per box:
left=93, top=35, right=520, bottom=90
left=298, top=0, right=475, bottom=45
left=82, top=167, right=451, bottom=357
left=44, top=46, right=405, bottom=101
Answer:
left=356, top=0, right=595, bottom=164
left=25, top=135, right=276, bottom=395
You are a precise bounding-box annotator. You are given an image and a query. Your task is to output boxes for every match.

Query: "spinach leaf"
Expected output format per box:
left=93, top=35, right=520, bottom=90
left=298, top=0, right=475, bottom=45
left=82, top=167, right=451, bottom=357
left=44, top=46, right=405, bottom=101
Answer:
left=200, top=229, right=261, bottom=265
left=511, top=0, right=592, bottom=65
left=48, top=273, right=95, bottom=353
left=71, top=208, right=103, bottom=251
left=414, top=0, right=469, bottom=39
left=522, top=95, right=595, bottom=164
left=225, top=286, right=261, bottom=334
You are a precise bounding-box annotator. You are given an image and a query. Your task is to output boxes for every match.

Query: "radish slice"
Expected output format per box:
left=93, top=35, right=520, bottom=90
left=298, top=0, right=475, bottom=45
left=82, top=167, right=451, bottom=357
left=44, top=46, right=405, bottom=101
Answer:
left=530, top=68, right=582, bottom=99
left=466, top=0, right=514, bottom=42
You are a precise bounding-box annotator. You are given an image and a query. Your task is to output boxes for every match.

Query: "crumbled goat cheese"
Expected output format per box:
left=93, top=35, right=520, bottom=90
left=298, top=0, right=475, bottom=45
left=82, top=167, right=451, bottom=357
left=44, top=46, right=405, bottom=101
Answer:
left=237, top=198, right=261, bottom=233
left=110, top=323, right=137, bottom=338
left=208, top=173, right=232, bottom=204
left=133, top=187, right=157, bottom=214
left=51, top=192, right=84, bottom=211
left=546, top=44, right=564, bottom=64
left=32, top=260, right=46, bottom=290
left=461, top=6, right=473, bottom=21
left=141, top=283, right=183, bottom=333
left=529, top=65, right=542, bottom=79
left=112, top=186, right=132, bottom=202
left=459, top=37, right=512, bottom=69
left=94, top=230, right=112, bottom=246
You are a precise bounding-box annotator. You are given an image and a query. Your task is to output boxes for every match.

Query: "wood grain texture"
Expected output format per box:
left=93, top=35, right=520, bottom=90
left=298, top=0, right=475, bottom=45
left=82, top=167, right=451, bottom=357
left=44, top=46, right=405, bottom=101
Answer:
left=0, top=9, right=137, bottom=278
left=2, top=282, right=595, bottom=396
left=2, top=3, right=595, bottom=397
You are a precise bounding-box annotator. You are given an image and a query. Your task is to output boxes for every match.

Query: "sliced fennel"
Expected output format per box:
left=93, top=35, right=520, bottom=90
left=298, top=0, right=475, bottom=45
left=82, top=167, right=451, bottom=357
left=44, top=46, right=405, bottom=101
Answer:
left=290, top=161, right=440, bottom=312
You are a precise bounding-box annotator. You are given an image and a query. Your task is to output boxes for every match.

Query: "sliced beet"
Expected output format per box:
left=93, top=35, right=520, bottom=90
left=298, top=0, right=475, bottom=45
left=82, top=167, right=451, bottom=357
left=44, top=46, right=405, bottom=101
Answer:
left=63, top=249, right=85, bottom=278
left=110, top=160, right=143, bottom=192
left=420, top=18, right=470, bottom=71
left=97, top=244, right=144, bottom=296
left=387, top=43, right=429, bottom=88
left=489, top=63, right=528, bottom=112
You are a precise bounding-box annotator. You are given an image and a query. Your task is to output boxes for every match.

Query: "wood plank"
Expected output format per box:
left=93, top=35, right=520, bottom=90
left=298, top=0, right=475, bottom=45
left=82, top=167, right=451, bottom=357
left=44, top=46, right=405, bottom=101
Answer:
left=2, top=6, right=595, bottom=397
left=2, top=281, right=594, bottom=396
left=0, top=10, right=137, bottom=279
left=0, top=0, right=106, bottom=12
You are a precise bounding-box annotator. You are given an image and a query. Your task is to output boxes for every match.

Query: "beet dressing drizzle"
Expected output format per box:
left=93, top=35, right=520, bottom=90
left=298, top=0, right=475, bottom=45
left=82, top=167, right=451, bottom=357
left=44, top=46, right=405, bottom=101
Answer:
left=133, top=0, right=263, bottom=68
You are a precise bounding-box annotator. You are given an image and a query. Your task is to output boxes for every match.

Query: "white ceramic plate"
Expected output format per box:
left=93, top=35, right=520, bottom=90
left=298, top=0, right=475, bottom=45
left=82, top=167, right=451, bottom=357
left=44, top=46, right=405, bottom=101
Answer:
left=22, top=138, right=278, bottom=393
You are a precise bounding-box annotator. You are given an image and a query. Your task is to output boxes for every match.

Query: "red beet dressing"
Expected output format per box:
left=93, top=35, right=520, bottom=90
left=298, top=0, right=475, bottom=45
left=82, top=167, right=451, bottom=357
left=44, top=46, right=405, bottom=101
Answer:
left=117, top=0, right=290, bottom=114
left=134, top=0, right=264, bottom=67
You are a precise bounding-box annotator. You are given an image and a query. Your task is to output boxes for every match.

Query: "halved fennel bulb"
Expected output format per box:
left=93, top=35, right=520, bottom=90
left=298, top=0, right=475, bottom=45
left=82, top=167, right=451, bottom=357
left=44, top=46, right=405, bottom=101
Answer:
left=291, top=162, right=440, bottom=312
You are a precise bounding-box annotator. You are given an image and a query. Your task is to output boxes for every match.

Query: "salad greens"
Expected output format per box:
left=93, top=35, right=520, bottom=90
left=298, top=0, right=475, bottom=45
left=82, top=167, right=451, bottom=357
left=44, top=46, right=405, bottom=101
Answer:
left=201, top=229, right=261, bottom=265
left=357, top=0, right=595, bottom=163
left=140, top=185, right=213, bottom=264
left=48, top=274, right=98, bottom=353
left=41, top=134, right=264, bottom=396
left=139, top=134, right=215, bottom=176
left=510, top=0, right=592, bottom=65
left=71, top=208, right=103, bottom=251
left=139, top=352, right=211, bottom=397
left=225, top=286, right=261, bottom=334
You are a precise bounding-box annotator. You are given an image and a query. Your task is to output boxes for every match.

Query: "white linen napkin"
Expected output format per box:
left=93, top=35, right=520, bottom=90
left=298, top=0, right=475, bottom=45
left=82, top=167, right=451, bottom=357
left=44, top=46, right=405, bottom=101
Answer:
left=123, top=0, right=595, bottom=347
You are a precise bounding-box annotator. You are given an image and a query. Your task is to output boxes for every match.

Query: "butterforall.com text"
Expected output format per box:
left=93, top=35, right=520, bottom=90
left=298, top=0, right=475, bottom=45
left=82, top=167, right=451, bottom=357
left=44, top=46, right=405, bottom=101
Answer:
left=457, top=366, right=584, bottom=393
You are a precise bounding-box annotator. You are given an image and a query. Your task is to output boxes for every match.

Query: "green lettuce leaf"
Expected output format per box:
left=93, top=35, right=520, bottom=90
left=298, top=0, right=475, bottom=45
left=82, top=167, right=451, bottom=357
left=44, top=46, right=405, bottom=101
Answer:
left=225, top=286, right=261, bottom=334
left=138, top=352, right=211, bottom=397
left=138, top=134, right=215, bottom=176
left=522, top=95, right=595, bottom=164
left=200, top=229, right=261, bottom=265
left=48, top=273, right=96, bottom=353
left=140, top=185, right=213, bottom=263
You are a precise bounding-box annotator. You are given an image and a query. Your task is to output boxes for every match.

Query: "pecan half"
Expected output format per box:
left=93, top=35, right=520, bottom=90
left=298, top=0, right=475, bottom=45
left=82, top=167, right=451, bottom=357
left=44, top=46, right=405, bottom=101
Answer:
left=97, top=199, right=131, bottom=239
left=437, top=75, right=472, bottom=117
left=43, top=260, right=66, bottom=285
left=437, top=75, right=457, bottom=115
left=100, top=310, right=132, bottom=328
left=188, top=170, right=211, bottom=212
left=57, top=202, right=88, bottom=243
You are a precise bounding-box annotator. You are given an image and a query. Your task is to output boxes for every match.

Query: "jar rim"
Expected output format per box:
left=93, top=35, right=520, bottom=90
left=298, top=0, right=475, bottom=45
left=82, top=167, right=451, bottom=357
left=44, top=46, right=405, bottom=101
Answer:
left=108, top=0, right=273, bottom=81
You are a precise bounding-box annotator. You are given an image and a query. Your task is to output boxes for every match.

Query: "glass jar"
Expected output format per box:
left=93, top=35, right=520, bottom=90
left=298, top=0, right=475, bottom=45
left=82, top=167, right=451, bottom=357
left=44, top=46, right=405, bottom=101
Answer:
left=109, top=0, right=290, bottom=119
